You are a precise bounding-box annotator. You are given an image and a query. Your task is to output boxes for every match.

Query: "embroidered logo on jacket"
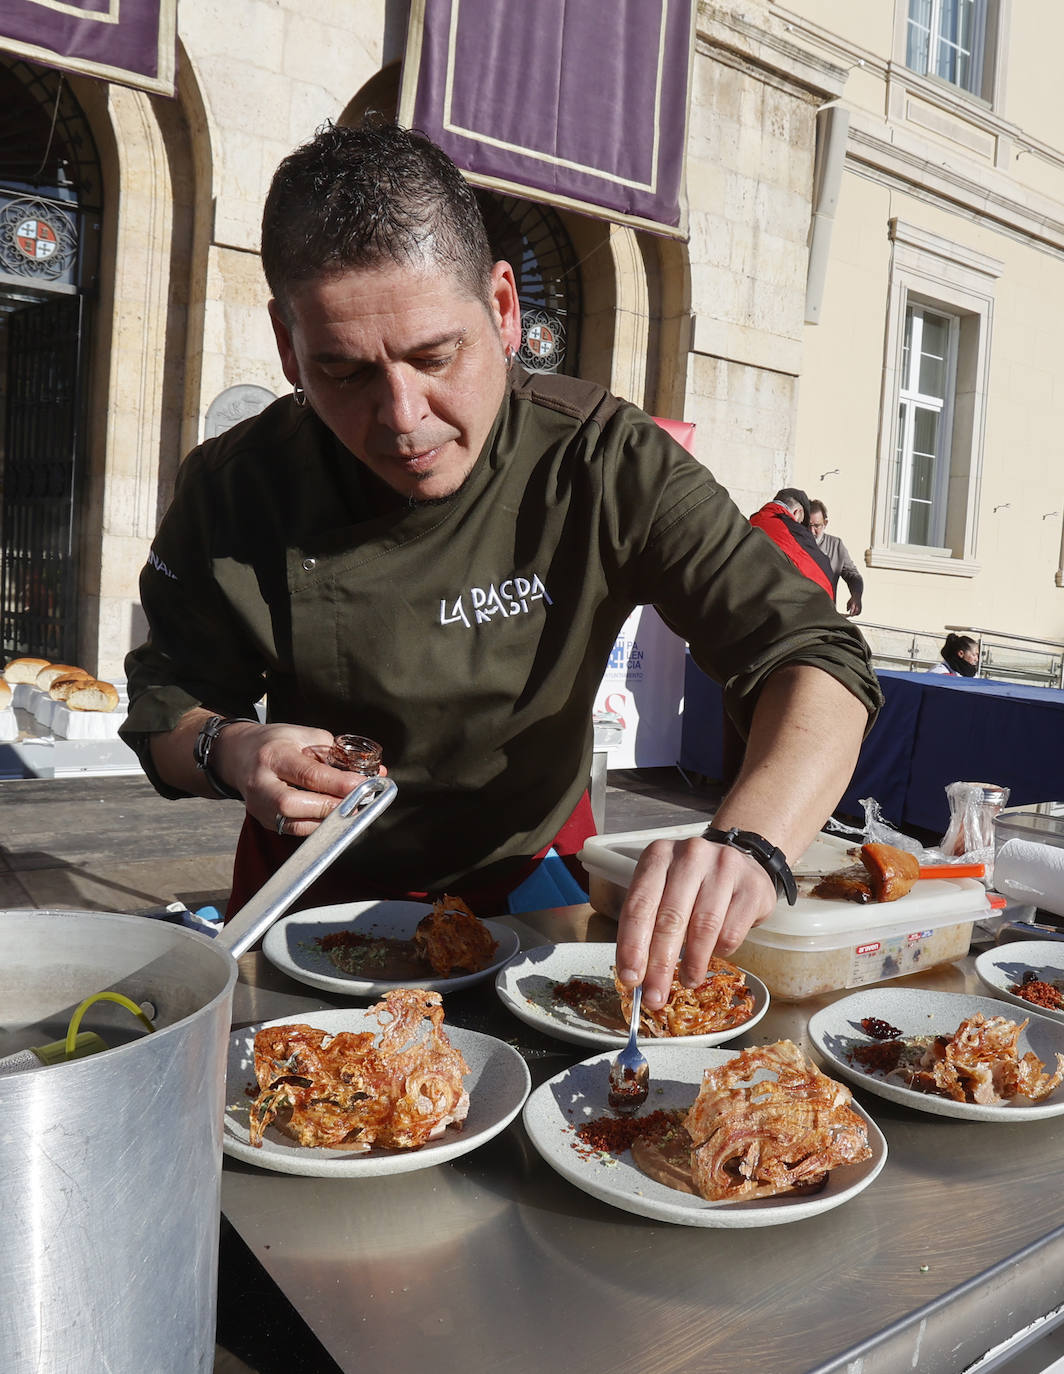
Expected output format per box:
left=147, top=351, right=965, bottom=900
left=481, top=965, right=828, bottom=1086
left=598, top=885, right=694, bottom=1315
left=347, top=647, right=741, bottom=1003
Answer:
left=440, top=574, right=552, bottom=628
left=147, top=549, right=178, bottom=581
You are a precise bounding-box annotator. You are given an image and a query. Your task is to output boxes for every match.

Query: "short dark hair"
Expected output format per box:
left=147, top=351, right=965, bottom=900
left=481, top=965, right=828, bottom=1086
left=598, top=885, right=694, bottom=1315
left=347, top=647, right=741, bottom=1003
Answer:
left=809, top=499, right=828, bottom=520
left=261, top=119, right=495, bottom=315
left=773, top=487, right=812, bottom=527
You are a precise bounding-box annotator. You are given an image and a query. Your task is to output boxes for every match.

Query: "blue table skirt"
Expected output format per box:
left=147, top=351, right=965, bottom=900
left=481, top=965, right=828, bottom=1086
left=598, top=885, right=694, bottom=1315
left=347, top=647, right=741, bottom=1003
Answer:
left=680, top=657, right=1064, bottom=835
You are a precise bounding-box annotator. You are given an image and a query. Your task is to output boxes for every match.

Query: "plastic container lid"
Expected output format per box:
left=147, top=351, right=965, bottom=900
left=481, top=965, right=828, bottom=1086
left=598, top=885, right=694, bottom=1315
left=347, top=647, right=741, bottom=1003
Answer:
left=579, top=825, right=988, bottom=950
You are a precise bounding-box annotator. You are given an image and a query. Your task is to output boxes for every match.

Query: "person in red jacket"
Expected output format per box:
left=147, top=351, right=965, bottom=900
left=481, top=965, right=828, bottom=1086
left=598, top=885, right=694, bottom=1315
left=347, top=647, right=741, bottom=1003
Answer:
left=749, top=488, right=834, bottom=597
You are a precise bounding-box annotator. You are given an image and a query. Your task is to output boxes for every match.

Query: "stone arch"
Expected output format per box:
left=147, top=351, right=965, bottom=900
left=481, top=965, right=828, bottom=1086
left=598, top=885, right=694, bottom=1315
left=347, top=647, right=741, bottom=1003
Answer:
left=66, top=51, right=198, bottom=675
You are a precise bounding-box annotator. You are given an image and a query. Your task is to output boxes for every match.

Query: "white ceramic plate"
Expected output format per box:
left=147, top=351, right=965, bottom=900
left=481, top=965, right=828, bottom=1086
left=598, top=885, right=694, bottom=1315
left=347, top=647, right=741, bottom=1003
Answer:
left=974, top=941, right=1064, bottom=1024
left=522, top=1043, right=886, bottom=1227
left=494, top=942, right=769, bottom=1048
left=808, top=987, right=1064, bottom=1121
left=223, top=1007, right=530, bottom=1176
left=261, top=900, right=520, bottom=997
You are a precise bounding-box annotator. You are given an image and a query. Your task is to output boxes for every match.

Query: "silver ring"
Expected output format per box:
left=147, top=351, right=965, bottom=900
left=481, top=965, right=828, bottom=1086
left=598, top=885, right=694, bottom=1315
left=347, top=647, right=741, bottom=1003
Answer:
left=275, top=811, right=288, bottom=836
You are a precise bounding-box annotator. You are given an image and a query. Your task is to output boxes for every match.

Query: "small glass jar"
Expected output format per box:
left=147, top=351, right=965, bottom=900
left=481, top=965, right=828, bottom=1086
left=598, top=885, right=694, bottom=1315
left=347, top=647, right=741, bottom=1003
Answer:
left=303, top=734, right=382, bottom=775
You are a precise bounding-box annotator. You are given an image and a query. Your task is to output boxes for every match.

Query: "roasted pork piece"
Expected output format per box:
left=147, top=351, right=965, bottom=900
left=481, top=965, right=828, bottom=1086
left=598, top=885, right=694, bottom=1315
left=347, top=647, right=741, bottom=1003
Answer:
left=811, top=842, right=921, bottom=904
left=614, top=957, right=755, bottom=1037
left=248, top=989, right=470, bottom=1150
left=413, top=894, right=498, bottom=976
left=684, top=1040, right=871, bottom=1201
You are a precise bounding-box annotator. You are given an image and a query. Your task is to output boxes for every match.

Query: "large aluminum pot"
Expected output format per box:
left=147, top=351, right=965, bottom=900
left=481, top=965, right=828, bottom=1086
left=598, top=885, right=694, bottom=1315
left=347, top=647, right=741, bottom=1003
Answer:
left=0, top=909, right=236, bottom=1373
left=0, top=776, right=397, bottom=1371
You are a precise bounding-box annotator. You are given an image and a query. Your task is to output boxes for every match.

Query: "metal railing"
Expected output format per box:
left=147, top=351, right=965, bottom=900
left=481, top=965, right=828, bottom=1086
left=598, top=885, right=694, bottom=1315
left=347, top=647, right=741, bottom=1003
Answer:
left=859, top=622, right=1064, bottom=689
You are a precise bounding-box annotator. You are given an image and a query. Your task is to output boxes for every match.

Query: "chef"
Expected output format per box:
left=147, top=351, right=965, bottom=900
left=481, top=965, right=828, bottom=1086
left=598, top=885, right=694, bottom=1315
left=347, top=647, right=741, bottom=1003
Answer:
left=120, top=120, right=880, bottom=1011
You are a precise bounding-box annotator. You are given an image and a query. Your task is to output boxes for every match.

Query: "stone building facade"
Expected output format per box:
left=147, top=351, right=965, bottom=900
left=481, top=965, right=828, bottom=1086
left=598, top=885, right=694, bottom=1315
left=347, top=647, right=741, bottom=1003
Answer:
left=0, top=0, right=1061, bottom=678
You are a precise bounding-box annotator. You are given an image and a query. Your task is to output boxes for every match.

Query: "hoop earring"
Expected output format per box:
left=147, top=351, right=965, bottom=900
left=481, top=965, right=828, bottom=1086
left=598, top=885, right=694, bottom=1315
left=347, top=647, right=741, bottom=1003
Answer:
left=293, top=385, right=307, bottom=407
left=505, top=345, right=515, bottom=366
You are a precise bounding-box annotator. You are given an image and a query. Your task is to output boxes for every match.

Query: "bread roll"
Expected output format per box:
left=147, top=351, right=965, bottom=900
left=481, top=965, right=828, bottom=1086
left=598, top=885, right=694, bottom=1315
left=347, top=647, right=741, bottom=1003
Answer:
left=66, top=680, right=120, bottom=713
left=35, top=664, right=85, bottom=690
left=0, top=680, right=11, bottom=710
left=3, top=657, right=50, bottom=684
left=48, top=671, right=94, bottom=701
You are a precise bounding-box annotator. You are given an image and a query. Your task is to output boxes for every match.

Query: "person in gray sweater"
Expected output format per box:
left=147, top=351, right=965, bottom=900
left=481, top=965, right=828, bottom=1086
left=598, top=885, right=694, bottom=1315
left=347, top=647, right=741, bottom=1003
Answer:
left=809, top=499, right=864, bottom=617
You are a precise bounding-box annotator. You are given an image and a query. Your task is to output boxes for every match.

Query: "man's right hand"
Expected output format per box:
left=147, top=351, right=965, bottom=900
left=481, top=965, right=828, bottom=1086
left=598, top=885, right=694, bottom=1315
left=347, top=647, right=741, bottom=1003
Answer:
left=149, top=713, right=378, bottom=839
left=212, top=721, right=376, bottom=837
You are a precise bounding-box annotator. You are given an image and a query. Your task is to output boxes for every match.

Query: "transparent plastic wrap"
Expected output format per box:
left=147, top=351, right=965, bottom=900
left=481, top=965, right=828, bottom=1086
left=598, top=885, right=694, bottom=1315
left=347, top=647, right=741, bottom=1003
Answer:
left=824, top=798, right=926, bottom=857
left=828, top=792, right=1007, bottom=878
left=940, top=781, right=1010, bottom=881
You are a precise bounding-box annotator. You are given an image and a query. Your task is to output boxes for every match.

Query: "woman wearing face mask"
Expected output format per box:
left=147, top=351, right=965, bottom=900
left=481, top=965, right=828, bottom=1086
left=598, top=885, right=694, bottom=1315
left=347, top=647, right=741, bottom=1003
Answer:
left=928, top=633, right=980, bottom=677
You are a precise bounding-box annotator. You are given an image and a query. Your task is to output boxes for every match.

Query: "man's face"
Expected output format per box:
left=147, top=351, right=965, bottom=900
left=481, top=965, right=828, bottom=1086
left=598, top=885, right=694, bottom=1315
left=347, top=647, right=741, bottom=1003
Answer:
left=809, top=510, right=827, bottom=541
left=270, top=259, right=521, bottom=502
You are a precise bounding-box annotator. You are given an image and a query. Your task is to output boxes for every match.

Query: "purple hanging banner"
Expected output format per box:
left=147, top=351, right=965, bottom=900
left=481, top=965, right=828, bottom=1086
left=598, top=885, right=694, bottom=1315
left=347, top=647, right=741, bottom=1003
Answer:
left=399, top=0, right=694, bottom=237
left=0, top=0, right=177, bottom=97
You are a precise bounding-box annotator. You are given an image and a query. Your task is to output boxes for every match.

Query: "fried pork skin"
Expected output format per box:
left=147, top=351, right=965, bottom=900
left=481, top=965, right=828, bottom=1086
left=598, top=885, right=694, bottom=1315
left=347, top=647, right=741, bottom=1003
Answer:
left=614, top=957, right=755, bottom=1037
left=249, top=989, right=470, bottom=1150
left=904, top=1013, right=1064, bottom=1105
left=684, top=1040, right=871, bottom=1201
left=413, top=895, right=498, bottom=976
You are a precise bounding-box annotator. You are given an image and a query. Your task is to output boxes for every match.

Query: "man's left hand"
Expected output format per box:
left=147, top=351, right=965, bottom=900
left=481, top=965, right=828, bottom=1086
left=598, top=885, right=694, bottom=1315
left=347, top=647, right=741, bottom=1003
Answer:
left=612, top=664, right=870, bottom=1010
left=846, top=596, right=862, bottom=616
left=614, top=836, right=776, bottom=1009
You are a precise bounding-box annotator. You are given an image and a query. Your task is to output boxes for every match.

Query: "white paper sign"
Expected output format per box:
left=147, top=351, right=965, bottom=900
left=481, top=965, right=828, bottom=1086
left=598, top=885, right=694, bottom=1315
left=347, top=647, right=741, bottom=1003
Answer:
left=595, top=605, right=685, bottom=768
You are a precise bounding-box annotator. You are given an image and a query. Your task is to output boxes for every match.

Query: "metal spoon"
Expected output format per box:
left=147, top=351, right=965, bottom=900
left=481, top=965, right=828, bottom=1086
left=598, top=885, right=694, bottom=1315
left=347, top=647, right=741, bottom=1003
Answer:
left=608, top=984, right=650, bottom=1114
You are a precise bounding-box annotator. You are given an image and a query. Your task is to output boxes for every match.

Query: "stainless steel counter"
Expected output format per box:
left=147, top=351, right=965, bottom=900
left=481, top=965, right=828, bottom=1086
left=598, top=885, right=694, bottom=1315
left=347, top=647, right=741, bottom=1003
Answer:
left=222, top=907, right=1064, bottom=1374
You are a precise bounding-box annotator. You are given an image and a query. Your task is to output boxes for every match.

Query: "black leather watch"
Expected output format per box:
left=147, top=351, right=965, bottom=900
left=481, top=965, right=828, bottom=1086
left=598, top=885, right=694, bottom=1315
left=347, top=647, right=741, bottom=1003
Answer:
left=192, top=715, right=251, bottom=800
left=701, top=825, right=798, bottom=906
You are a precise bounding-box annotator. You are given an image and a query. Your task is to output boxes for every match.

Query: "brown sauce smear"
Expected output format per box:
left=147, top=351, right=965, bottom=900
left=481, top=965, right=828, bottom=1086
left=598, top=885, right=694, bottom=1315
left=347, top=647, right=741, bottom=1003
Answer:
left=317, top=932, right=430, bottom=981
left=551, top=977, right=627, bottom=1032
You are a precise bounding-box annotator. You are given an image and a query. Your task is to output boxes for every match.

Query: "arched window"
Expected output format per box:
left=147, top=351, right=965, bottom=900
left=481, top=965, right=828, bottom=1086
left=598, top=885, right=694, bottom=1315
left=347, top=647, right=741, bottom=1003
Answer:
left=478, top=192, right=581, bottom=376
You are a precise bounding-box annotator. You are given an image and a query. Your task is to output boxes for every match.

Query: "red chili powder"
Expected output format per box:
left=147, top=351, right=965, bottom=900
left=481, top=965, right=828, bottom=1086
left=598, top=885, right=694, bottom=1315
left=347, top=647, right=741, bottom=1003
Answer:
left=574, top=1108, right=684, bottom=1158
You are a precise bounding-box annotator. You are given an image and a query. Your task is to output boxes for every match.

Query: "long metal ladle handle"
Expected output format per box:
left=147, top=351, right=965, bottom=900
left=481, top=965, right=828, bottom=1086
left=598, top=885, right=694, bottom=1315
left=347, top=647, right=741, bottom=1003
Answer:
left=216, top=776, right=398, bottom=958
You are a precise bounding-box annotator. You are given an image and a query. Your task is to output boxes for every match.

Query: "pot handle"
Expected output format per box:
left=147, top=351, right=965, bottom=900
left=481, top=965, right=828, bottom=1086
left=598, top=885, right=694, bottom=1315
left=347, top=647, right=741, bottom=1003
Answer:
left=216, top=776, right=398, bottom=958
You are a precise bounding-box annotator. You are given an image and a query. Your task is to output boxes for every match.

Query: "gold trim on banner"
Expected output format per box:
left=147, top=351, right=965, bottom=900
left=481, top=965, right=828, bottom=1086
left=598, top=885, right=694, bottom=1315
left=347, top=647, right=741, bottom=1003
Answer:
left=25, top=0, right=119, bottom=25
left=0, top=0, right=177, bottom=96
left=460, top=170, right=687, bottom=240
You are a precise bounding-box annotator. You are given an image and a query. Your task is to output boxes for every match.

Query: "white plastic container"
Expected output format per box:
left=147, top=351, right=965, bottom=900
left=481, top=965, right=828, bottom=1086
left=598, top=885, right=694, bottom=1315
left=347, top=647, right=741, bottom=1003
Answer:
left=578, top=825, right=989, bottom=1001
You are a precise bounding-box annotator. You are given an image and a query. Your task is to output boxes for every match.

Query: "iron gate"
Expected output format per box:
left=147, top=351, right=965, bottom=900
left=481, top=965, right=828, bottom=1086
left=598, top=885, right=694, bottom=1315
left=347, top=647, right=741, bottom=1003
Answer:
left=0, top=293, right=86, bottom=663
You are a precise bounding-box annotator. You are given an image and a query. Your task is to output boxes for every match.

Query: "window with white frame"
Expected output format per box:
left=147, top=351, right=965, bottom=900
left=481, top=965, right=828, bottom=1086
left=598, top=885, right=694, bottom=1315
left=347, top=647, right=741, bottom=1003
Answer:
left=892, top=305, right=956, bottom=546
left=905, top=0, right=987, bottom=97
left=869, top=220, right=1002, bottom=578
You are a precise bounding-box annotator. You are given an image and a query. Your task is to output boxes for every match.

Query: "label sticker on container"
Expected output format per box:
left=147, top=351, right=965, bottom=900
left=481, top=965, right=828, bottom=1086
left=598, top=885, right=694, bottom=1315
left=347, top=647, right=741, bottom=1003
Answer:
left=847, top=930, right=935, bottom=988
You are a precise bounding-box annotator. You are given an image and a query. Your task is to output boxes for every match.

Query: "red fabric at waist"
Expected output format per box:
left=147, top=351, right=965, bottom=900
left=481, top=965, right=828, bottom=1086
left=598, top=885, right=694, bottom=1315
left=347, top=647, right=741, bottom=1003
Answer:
left=224, top=790, right=596, bottom=922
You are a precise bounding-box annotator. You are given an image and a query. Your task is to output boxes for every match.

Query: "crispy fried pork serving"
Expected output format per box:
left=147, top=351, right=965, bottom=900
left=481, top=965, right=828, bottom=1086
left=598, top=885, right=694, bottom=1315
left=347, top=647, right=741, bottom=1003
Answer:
left=811, top=843, right=921, bottom=904
left=888, top=1013, right=1064, bottom=1105
left=684, top=1040, right=871, bottom=1201
left=614, top=956, right=755, bottom=1037
left=248, top=989, right=470, bottom=1150
left=413, top=894, right=498, bottom=976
